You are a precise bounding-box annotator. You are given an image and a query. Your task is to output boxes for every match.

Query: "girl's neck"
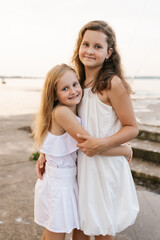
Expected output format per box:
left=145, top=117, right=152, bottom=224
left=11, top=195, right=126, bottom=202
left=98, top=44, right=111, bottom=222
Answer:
left=84, top=66, right=101, bottom=85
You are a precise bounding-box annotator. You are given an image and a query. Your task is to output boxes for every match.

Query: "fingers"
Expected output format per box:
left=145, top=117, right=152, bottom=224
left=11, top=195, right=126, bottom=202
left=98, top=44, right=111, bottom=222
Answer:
left=127, top=148, right=133, bottom=162
left=129, top=149, right=133, bottom=162
left=39, top=163, right=44, bottom=169
left=38, top=156, right=46, bottom=169
left=38, top=157, right=45, bottom=166
left=35, top=162, right=43, bottom=180
left=79, top=147, right=94, bottom=157
left=35, top=160, right=46, bottom=180
left=77, top=143, right=84, bottom=148
left=124, top=142, right=132, bottom=162
left=78, top=145, right=87, bottom=153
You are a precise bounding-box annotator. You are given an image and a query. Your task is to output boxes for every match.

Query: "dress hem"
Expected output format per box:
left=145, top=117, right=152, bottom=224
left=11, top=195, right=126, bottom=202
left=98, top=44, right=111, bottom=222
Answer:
left=34, top=219, right=80, bottom=234
left=81, top=210, right=139, bottom=237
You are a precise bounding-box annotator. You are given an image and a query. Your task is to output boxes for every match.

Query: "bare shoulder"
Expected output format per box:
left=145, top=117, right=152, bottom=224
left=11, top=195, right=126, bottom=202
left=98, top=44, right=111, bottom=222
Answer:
left=54, top=105, right=75, bottom=121
left=54, top=105, right=71, bottom=114
left=110, top=76, right=124, bottom=89
left=108, top=76, right=127, bottom=99
left=52, top=105, right=85, bottom=139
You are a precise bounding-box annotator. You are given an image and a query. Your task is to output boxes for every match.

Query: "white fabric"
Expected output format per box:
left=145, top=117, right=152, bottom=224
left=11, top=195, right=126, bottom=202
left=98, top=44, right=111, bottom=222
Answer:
left=40, top=130, right=79, bottom=157
left=34, top=164, right=79, bottom=233
left=45, top=152, right=77, bottom=168
left=34, top=119, right=81, bottom=233
left=77, top=88, right=139, bottom=236
left=39, top=116, right=81, bottom=168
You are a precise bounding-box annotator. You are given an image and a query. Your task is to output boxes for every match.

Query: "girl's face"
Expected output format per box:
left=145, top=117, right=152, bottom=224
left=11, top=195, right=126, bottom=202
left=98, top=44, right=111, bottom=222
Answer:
left=56, top=70, right=82, bottom=108
left=79, top=30, right=111, bottom=69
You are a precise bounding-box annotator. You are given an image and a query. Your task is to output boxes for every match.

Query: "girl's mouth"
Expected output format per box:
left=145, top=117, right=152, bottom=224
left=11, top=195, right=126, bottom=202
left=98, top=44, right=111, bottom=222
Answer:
left=84, top=56, right=95, bottom=60
left=68, top=94, right=79, bottom=99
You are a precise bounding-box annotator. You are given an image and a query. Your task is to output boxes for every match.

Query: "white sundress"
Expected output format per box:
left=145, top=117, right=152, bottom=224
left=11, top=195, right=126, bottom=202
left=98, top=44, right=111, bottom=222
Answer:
left=77, top=88, right=139, bottom=236
left=34, top=121, right=80, bottom=233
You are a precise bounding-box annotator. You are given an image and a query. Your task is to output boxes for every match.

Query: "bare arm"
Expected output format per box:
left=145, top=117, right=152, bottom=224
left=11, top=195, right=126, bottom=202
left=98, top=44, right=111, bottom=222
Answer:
left=53, top=106, right=90, bottom=142
left=36, top=101, right=134, bottom=179
left=35, top=107, right=89, bottom=179
left=100, top=143, right=133, bottom=162
left=54, top=106, right=132, bottom=160
left=105, top=77, right=139, bottom=146
left=77, top=76, right=139, bottom=156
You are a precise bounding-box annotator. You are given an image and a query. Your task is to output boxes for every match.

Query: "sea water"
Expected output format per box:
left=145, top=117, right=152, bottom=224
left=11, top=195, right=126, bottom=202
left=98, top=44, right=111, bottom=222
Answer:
left=0, top=77, right=160, bottom=117
left=129, top=78, right=160, bottom=99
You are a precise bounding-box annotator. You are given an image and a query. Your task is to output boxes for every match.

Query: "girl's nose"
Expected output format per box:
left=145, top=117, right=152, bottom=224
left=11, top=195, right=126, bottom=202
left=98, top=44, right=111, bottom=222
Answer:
left=70, top=87, right=76, bottom=94
left=87, top=47, right=94, bottom=55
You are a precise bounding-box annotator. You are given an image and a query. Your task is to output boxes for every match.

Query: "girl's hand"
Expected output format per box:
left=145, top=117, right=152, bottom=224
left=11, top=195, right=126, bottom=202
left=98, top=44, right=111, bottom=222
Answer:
left=124, top=143, right=133, bottom=162
left=77, top=134, right=104, bottom=157
left=35, top=153, right=46, bottom=180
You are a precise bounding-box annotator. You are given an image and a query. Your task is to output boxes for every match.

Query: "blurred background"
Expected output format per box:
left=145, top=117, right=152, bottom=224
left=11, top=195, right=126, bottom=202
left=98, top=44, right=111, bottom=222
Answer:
left=0, top=0, right=160, bottom=77
left=0, top=1, right=160, bottom=240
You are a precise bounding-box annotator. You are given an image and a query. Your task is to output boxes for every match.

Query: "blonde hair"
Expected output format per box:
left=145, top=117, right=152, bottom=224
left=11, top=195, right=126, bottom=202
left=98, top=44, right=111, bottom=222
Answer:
left=72, top=20, right=132, bottom=94
left=33, top=64, right=75, bottom=148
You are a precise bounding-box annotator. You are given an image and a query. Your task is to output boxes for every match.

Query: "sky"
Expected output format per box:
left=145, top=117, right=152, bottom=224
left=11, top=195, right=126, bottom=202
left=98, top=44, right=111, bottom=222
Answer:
left=0, top=0, right=160, bottom=77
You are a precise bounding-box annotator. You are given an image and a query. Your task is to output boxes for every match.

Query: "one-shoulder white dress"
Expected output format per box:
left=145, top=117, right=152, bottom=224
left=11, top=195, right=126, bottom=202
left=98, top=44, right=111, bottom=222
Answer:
left=77, top=88, right=139, bottom=236
left=34, top=123, right=80, bottom=233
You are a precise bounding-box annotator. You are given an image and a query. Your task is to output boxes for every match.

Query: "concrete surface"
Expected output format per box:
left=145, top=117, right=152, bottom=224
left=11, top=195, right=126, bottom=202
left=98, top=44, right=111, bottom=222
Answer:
left=0, top=114, right=160, bottom=240
left=0, top=80, right=160, bottom=240
left=130, top=157, right=160, bottom=184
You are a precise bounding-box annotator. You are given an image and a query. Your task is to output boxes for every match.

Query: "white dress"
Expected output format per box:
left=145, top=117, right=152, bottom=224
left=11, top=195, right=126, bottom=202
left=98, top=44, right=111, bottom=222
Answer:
left=77, top=88, right=139, bottom=236
left=34, top=122, right=80, bottom=233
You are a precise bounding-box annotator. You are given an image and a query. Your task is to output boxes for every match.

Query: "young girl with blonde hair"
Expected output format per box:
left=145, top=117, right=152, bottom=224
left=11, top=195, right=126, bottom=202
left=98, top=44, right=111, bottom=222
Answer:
left=34, top=63, right=132, bottom=240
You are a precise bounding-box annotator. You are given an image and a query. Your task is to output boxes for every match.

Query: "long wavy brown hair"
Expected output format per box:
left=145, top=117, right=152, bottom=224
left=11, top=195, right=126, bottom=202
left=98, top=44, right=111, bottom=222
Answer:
left=72, top=20, right=132, bottom=94
left=33, top=64, right=75, bottom=149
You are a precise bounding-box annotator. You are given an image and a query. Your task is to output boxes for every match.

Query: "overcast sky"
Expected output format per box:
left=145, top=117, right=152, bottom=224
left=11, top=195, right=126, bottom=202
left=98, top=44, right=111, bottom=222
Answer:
left=0, top=0, right=160, bottom=77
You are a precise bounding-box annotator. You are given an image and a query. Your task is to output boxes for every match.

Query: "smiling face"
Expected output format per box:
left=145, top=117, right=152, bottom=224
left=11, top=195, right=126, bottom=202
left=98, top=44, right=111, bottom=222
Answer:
left=56, top=70, right=82, bottom=110
left=79, top=30, right=111, bottom=70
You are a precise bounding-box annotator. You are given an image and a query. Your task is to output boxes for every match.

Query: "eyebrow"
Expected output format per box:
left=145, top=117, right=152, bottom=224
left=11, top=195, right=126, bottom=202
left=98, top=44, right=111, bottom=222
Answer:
left=61, top=81, right=78, bottom=88
left=82, top=40, right=103, bottom=45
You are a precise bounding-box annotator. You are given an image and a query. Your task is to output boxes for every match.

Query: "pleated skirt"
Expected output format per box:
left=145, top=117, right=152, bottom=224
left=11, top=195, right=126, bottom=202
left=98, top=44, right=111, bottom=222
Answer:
left=34, top=164, right=80, bottom=233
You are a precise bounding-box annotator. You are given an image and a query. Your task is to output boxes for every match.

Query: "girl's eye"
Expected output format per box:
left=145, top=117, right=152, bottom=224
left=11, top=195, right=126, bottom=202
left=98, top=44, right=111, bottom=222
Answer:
left=95, top=45, right=101, bottom=49
left=82, top=42, right=89, bottom=47
left=62, top=87, right=67, bottom=91
left=73, top=82, right=78, bottom=87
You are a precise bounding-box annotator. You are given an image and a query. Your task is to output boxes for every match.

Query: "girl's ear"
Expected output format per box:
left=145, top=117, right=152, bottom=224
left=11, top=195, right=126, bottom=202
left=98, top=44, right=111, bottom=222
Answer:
left=54, top=89, right=57, bottom=100
left=54, top=96, right=58, bottom=103
left=106, top=48, right=113, bottom=60
left=54, top=97, right=59, bottom=107
left=54, top=92, right=58, bottom=103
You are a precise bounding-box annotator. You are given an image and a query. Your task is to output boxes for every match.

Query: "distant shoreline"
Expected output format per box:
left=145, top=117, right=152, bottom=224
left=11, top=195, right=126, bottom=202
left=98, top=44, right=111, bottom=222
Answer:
left=1, top=76, right=160, bottom=80
left=128, top=76, right=160, bottom=79
left=0, top=76, right=44, bottom=79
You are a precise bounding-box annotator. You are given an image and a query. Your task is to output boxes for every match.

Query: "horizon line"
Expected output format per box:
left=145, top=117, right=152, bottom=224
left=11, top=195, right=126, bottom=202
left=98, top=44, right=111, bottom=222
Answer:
left=1, top=75, right=160, bottom=79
